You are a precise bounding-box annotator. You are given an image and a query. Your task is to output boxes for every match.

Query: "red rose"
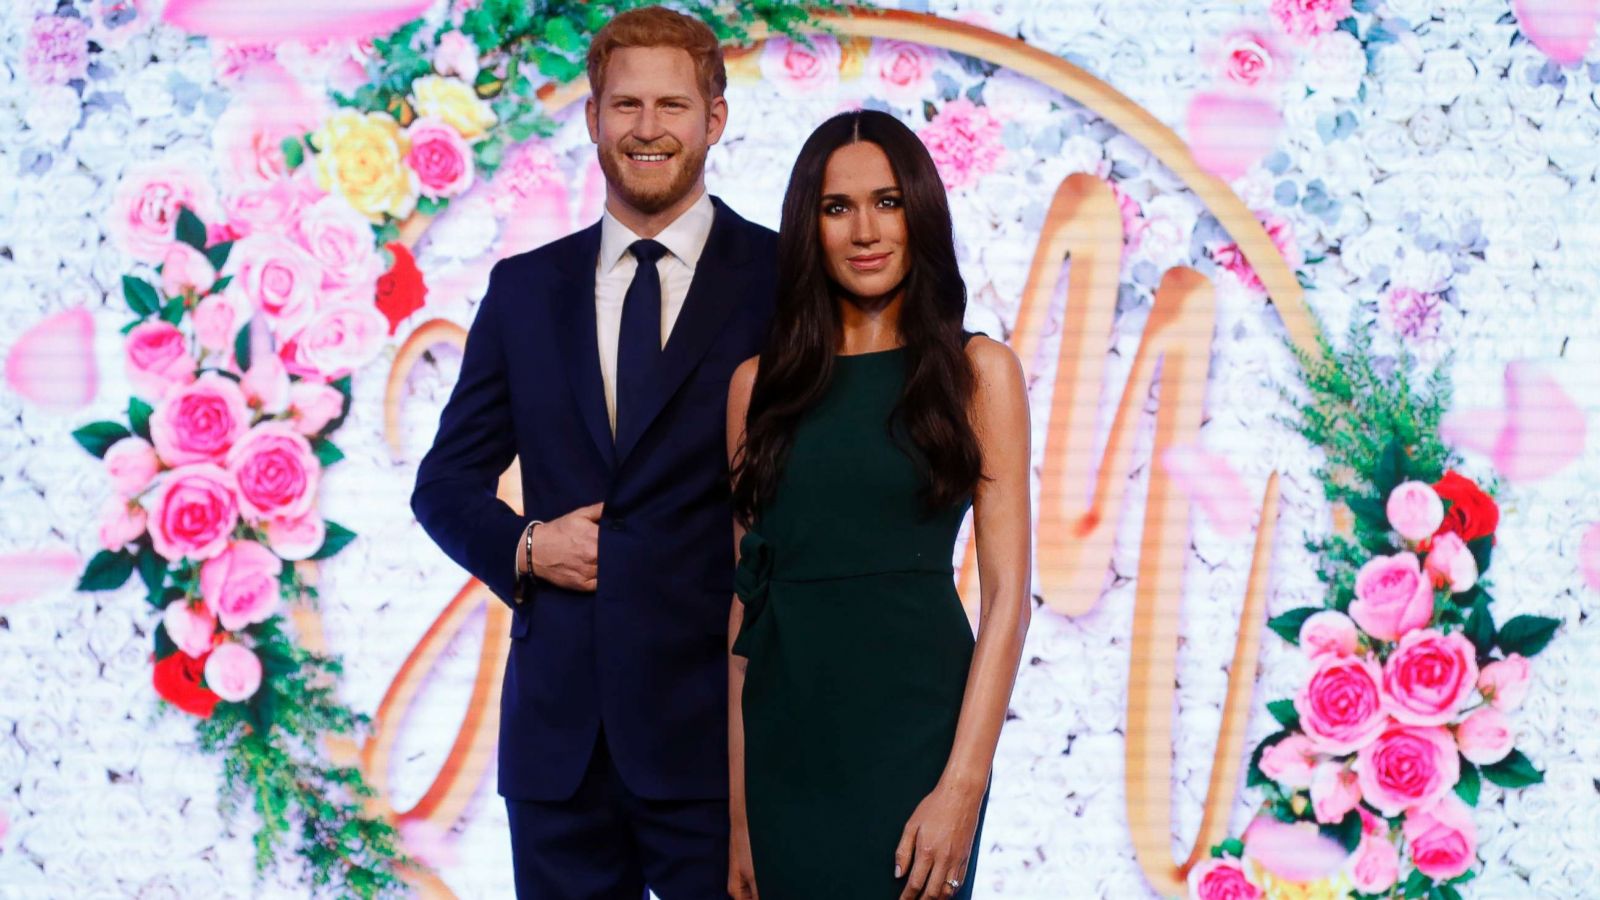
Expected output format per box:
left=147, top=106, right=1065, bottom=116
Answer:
left=374, top=241, right=426, bottom=335
left=153, top=650, right=221, bottom=717
left=1432, top=471, right=1498, bottom=543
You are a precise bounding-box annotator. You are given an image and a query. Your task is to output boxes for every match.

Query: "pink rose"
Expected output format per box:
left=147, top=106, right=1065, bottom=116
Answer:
left=1387, top=481, right=1445, bottom=543
left=867, top=39, right=938, bottom=104
left=1425, top=531, right=1478, bottom=593
left=240, top=353, right=290, bottom=415
left=1382, top=629, right=1478, bottom=726
left=145, top=464, right=239, bottom=562
left=226, top=233, right=323, bottom=338
left=210, top=41, right=280, bottom=86
left=288, top=380, right=345, bottom=436
left=1402, top=794, right=1477, bottom=882
left=918, top=98, right=1005, bottom=191
left=759, top=35, right=841, bottom=98
left=293, top=195, right=383, bottom=293
left=1356, top=723, right=1459, bottom=816
left=285, top=306, right=387, bottom=379
left=159, top=243, right=217, bottom=297
left=265, top=513, right=326, bottom=561
left=1310, top=761, right=1361, bottom=824
left=192, top=291, right=251, bottom=354
left=162, top=600, right=217, bottom=658
left=1299, top=609, right=1358, bottom=659
left=104, top=437, right=160, bottom=496
left=433, top=30, right=479, bottom=79
left=203, top=642, right=264, bottom=702
left=98, top=497, right=147, bottom=550
left=1385, top=287, right=1444, bottom=341
left=1258, top=734, right=1318, bottom=789
left=199, top=540, right=283, bottom=631
left=1242, top=815, right=1348, bottom=884
left=1217, top=29, right=1288, bottom=91
left=1348, top=831, right=1400, bottom=894
left=213, top=69, right=325, bottom=185
left=125, top=320, right=197, bottom=401
left=1270, top=0, right=1354, bottom=41
left=107, top=160, right=221, bottom=263
left=1186, top=857, right=1260, bottom=900
left=1456, top=707, right=1514, bottom=765
left=1349, top=552, right=1435, bottom=642
left=406, top=117, right=475, bottom=198
left=1295, top=654, right=1387, bottom=754
left=223, top=179, right=304, bottom=238
left=150, top=373, right=250, bottom=467
left=226, top=423, right=319, bottom=522
left=1477, top=655, right=1531, bottom=711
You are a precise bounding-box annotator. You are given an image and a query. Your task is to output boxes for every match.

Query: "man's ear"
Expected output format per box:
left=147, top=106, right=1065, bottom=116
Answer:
left=585, top=96, right=600, bottom=144
left=706, top=94, right=729, bottom=146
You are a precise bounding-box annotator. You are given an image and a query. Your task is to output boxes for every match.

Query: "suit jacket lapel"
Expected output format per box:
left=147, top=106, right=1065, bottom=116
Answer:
left=552, top=223, right=615, bottom=468
left=613, top=198, right=755, bottom=463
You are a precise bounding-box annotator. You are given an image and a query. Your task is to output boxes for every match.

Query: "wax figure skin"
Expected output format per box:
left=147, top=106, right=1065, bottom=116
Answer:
left=411, top=196, right=776, bottom=805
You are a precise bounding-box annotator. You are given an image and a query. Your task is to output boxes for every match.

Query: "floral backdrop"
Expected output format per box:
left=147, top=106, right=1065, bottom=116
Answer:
left=2, top=0, right=1598, bottom=897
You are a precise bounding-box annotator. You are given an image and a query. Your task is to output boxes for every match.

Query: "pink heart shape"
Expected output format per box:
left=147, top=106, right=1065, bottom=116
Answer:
left=162, top=0, right=431, bottom=41
left=1161, top=443, right=1255, bottom=538
left=1513, top=0, right=1600, bottom=67
left=1185, top=91, right=1284, bottom=182
left=0, top=550, right=82, bottom=606
left=1442, top=361, right=1587, bottom=483
left=4, top=308, right=98, bottom=413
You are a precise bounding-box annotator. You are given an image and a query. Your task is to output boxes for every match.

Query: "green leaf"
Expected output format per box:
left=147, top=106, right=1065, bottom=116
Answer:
left=312, top=438, right=345, bottom=467
left=204, top=240, right=233, bottom=272
left=1454, top=757, right=1480, bottom=806
left=129, top=397, right=154, bottom=441
left=1219, top=837, right=1244, bottom=859
left=175, top=205, right=208, bottom=251
left=1402, top=868, right=1433, bottom=898
left=1267, top=607, right=1319, bottom=645
left=122, top=275, right=160, bottom=317
left=159, top=296, right=185, bottom=324
left=1267, top=699, right=1300, bottom=730
left=1372, top=436, right=1406, bottom=498
left=280, top=136, right=305, bottom=171
left=1438, top=883, right=1464, bottom=900
left=1318, top=808, right=1362, bottom=853
left=1482, top=749, right=1544, bottom=788
left=153, top=621, right=178, bottom=661
left=1467, top=535, right=1493, bottom=575
left=234, top=325, right=252, bottom=372
left=1247, top=730, right=1291, bottom=788
left=210, top=274, right=234, bottom=294
left=72, top=421, right=132, bottom=458
left=310, top=521, right=357, bottom=560
left=922, top=99, right=938, bottom=122
left=1496, top=614, right=1560, bottom=657
left=542, top=15, right=584, bottom=54
left=1345, top=495, right=1389, bottom=531
left=137, top=545, right=167, bottom=606
left=1463, top=592, right=1495, bottom=658
left=78, top=549, right=136, bottom=591
left=416, top=196, right=447, bottom=216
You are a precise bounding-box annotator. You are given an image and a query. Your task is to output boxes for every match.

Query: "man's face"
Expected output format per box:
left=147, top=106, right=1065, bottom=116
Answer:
left=586, top=46, right=727, bottom=217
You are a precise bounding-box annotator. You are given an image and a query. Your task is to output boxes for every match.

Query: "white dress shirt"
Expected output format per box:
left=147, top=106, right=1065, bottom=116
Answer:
left=594, top=191, right=715, bottom=435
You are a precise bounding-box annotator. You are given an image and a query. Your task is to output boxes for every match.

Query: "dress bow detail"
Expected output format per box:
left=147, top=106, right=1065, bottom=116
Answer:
left=730, top=530, right=774, bottom=658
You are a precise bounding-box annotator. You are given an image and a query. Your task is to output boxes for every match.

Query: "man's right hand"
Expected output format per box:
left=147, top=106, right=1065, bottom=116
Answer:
left=523, top=502, right=603, bottom=592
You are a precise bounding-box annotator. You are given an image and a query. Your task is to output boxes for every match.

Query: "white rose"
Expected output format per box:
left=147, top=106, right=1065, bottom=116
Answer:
left=1019, top=4, right=1098, bottom=53
left=1304, top=31, right=1366, bottom=100
left=125, top=63, right=177, bottom=120
left=1450, top=88, right=1515, bottom=147
left=1337, top=223, right=1404, bottom=281
left=24, top=85, right=82, bottom=145
left=1058, top=133, right=1109, bottom=178
left=1544, top=102, right=1600, bottom=180
left=1420, top=48, right=1477, bottom=105
left=1504, top=59, right=1563, bottom=122
left=1363, top=119, right=1417, bottom=172
left=1407, top=104, right=1451, bottom=153
left=422, top=194, right=499, bottom=261
left=1137, top=194, right=1199, bottom=268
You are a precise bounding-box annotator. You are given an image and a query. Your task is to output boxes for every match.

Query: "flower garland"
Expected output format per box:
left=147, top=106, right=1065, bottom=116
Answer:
left=1193, top=326, right=1559, bottom=900
left=72, top=1, right=839, bottom=894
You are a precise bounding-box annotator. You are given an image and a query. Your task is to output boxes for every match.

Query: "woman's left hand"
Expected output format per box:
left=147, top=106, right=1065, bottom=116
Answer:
left=893, top=780, right=982, bottom=899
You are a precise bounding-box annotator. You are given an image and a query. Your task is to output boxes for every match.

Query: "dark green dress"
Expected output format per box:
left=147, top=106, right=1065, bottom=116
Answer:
left=732, top=346, right=983, bottom=898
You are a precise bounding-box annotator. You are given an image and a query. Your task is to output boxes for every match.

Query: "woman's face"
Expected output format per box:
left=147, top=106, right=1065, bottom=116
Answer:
left=818, top=141, right=909, bottom=305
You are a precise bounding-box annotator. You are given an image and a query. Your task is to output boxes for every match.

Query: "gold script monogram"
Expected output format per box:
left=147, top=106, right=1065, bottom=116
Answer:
left=296, top=11, right=1327, bottom=897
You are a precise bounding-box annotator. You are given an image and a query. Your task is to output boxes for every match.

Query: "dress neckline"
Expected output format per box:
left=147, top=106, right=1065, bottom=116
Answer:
left=836, top=345, right=906, bottom=359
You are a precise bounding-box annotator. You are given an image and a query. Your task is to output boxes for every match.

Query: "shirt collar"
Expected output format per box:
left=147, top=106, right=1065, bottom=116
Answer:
left=598, top=191, right=716, bottom=274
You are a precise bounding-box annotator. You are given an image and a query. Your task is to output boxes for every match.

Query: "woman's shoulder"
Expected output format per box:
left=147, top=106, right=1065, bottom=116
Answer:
left=730, top=356, right=761, bottom=401
left=962, top=332, right=1020, bottom=375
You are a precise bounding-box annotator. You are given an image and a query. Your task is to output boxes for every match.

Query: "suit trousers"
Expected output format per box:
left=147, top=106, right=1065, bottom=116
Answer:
left=506, top=731, right=728, bottom=900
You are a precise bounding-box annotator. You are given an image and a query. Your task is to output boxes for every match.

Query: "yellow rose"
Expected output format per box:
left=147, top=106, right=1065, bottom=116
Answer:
left=312, top=110, right=418, bottom=223
left=1249, top=861, right=1352, bottom=900
left=410, top=75, right=497, bottom=141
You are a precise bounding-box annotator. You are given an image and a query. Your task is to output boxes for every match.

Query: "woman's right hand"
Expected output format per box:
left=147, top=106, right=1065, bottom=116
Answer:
left=728, top=813, right=759, bottom=899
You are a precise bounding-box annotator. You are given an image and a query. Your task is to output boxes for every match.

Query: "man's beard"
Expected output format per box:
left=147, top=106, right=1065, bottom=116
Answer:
left=598, top=139, right=708, bottom=215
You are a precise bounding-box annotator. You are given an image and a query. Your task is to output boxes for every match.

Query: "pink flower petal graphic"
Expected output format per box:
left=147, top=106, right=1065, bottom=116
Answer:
left=1513, top=0, right=1600, bottom=67
left=5, top=308, right=98, bottom=412
left=1580, top=521, right=1600, bottom=592
left=163, top=0, right=430, bottom=41
left=0, top=549, right=82, bottom=605
left=1243, top=814, right=1349, bottom=883
left=1161, top=443, right=1254, bottom=538
left=577, top=158, right=607, bottom=226
left=1442, top=361, right=1587, bottom=483
left=397, top=820, right=459, bottom=869
left=1185, top=91, right=1284, bottom=182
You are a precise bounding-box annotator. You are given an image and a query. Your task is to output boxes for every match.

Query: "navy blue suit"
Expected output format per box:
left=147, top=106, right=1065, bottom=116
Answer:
left=411, top=197, right=776, bottom=896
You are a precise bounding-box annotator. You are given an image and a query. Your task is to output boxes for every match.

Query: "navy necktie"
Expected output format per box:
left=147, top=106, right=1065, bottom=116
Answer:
left=616, top=238, right=668, bottom=443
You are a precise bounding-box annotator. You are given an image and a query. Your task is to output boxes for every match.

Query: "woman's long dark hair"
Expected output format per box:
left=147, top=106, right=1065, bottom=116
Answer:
left=731, top=110, right=982, bottom=524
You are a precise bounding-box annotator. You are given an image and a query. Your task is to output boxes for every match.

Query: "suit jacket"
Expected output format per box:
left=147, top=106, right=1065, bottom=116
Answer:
left=411, top=197, right=778, bottom=801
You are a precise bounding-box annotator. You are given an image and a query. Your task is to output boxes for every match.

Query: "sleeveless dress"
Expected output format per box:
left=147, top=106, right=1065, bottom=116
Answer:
left=733, top=345, right=984, bottom=898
